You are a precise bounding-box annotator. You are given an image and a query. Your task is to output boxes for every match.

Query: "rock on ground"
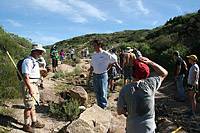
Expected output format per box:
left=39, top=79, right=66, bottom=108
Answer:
left=65, top=104, right=112, bottom=133
left=69, top=86, right=88, bottom=106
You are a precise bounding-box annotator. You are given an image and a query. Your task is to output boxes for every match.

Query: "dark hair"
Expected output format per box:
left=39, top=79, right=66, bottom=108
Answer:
left=92, top=39, right=104, bottom=48
left=61, top=49, right=63, bottom=52
left=173, top=51, right=179, bottom=57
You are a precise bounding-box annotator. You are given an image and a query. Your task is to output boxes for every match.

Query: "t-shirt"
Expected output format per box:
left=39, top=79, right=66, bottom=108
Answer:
left=175, top=57, right=185, bottom=75
left=60, top=52, right=65, bottom=57
left=187, top=63, right=199, bottom=85
left=22, top=55, right=40, bottom=83
left=71, top=49, right=74, bottom=54
left=51, top=50, right=58, bottom=59
left=117, top=76, right=162, bottom=133
left=123, top=53, right=136, bottom=67
left=90, top=50, right=117, bottom=74
left=85, top=49, right=89, bottom=55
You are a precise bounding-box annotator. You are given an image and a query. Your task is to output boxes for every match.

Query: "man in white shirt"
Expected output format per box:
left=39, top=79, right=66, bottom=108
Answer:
left=70, top=47, right=74, bottom=60
left=21, top=43, right=47, bottom=133
left=89, top=39, right=118, bottom=109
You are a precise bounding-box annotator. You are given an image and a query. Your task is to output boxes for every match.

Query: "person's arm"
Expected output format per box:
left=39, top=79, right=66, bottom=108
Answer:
left=117, top=106, right=127, bottom=115
left=139, top=57, right=168, bottom=82
left=24, top=74, right=34, bottom=96
left=88, top=66, right=93, bottom=80
left=176, top=66, right=181, bottom=77
left=50, top=51, right=55, bottom=57
left=122, top=55, right=126, bottom=69
left=192, top=71, right=198, bottom=86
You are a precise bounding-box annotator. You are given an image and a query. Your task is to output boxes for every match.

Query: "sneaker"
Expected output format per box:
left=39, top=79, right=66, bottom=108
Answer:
left=111, top=90, right=117, bottom=93
left=40, top=84, right=44, bottom=89
left=23, top=124, right=35, bottom=133
left=31, top=121, right=45, bottom=128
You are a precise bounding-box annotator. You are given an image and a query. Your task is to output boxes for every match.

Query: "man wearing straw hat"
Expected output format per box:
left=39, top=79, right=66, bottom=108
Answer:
left=187, top=54, right=199, bottom=118
left=21, top=43, right=46, bottom=132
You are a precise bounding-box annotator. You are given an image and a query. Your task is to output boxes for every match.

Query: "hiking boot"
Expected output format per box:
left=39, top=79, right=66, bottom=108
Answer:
left=31, top=121, right=45, bottom=128
left=111, top=90, right=117, bottom=93
left=23, top=124, right=35, bottom=133
left=40, top=84, right=44, bottom=89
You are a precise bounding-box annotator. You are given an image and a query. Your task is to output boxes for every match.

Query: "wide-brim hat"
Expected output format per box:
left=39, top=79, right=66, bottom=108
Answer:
left=126, top=47, right=133, bottom=53
left=30, top=43, right=46, bottom=53
left=187, top=55, right=198, bottom=62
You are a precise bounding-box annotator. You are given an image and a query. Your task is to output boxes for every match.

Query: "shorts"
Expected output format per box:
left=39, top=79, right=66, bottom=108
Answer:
left=21, top=82, right=39, bottom=108
left=52, top=58, right=58, bottom=67
left=108, top=66, right=117, bottom=79
left=188, top=84, right=199, bottom=92
left=124, top=66, right=133, bottom=80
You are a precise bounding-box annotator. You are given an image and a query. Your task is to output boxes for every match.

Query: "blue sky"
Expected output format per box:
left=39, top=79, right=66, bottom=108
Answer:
left=0, top=0, right=199, bottom=46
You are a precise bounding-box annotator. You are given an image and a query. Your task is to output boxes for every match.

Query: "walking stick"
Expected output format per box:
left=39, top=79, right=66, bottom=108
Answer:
left=3, top=46, right=40, bottom=106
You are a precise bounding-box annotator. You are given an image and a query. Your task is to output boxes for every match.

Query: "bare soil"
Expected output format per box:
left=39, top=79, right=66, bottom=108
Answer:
left=1, top=59, right=200, bottom=133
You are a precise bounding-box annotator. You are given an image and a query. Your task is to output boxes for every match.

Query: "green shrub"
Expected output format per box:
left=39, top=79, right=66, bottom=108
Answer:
left=49, top=99, right=80, bottom=121
left=74, top=66, right=82, bottom=75
left=53, top=71, right=66, bottom=79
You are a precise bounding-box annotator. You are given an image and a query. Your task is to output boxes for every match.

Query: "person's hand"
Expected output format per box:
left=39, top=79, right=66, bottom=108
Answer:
left=29, top=88, right=34, bottom=96
left=139, top=57, right=152, bottom=64
left=88, top=74, right=91, bottom=81
left=41, top=68, right=47, bottom=73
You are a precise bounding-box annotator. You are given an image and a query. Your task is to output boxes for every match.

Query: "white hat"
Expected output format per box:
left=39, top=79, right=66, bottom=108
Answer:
left=31, top=43, right=46, bottom=53
left=126, top=47, right=133, bottom=53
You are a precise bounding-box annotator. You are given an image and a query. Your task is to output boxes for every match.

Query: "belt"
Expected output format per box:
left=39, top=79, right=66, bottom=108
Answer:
left=94, top=72, right=107, bottom=75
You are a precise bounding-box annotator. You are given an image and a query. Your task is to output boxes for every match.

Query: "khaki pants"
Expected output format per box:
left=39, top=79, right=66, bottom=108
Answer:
left=21, top=82, right=39, bottom=108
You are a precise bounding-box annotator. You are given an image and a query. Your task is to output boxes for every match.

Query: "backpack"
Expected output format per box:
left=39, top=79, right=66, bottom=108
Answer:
left=50, top=46, right=55, bottom=58
left=180, top=58, right=188, bottom=74
left=17, top=56, right=35, bottom=81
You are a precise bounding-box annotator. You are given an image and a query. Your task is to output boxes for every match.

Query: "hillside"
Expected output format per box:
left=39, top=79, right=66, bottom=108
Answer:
left=0, top=27, right=32, bottom=102
left=44, top=10, right=200, bottom=77
left=1, top=10, right=200, bottom=102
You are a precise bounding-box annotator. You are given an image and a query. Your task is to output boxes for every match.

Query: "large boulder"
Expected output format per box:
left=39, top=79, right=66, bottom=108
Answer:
left=65, top=104, right=112, bottom=133
left=108, top=112, right=126, bottom=133
left=69, top=86, right=88, bottom=106
left=66, top=119, right=94, bottom=133
left=40, top=90, right=63, bottom=103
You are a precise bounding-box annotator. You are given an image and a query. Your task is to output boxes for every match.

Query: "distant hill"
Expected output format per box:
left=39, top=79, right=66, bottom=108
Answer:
left=0, top=9, right=200, bottom=102
left=47, top=10, right=200, bottom=76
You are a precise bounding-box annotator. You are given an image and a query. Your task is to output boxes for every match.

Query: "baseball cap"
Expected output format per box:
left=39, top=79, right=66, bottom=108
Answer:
left=134, top=58, right=150, bottom=80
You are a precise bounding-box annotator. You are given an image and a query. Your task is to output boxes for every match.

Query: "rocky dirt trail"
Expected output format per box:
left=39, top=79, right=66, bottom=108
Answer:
left=0, top=63, right=75, bottom=133
left=1, top=59, right=200, bottom=133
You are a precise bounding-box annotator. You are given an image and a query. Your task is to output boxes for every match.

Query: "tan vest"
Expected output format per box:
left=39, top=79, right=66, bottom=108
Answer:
left=123, top=53, right=136, bottom=67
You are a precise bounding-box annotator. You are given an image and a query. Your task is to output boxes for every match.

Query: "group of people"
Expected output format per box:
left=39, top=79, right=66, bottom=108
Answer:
left=88, top=39, right=168, bottom=132
left=173, top=51, right=199, bottom=118
left=88, top=39, right=199, bottom=132
left=81, top=48, right=89, bottom=58
left=19, top=40, right=199, bottom=133
left=50, top=46, right=76, bottom=72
